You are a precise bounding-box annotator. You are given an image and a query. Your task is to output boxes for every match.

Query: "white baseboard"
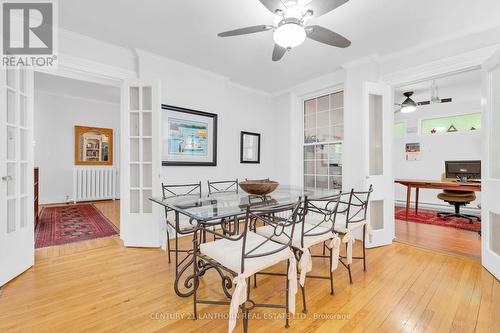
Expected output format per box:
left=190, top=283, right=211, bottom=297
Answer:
left=395, top=200, right=481, bottom=215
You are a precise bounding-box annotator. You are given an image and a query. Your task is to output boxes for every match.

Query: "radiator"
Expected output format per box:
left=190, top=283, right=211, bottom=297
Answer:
left=73, top=167, right=118, bottom=203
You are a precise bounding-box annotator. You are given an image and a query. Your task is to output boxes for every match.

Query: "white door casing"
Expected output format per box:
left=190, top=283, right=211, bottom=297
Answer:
left=363, top=81, right=395, bottom=248
left=0, top=69, right=34, bottom=286
left=481, top=50, right=500, bottom=280
left=120, top=81, right=162, bottom=247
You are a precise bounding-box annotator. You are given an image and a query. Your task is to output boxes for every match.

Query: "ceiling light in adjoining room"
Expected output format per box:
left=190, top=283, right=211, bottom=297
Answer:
left=400, top=91, right=417, bottom=113
left=273, top=21, right=306, bottom=48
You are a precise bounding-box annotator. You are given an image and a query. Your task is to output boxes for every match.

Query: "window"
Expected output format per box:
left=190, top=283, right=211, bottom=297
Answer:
left=394, top=122, right=406, bottom=139
left=421, top=112, right=481, bottom=135
left=303, top=91, right=343, bottom=190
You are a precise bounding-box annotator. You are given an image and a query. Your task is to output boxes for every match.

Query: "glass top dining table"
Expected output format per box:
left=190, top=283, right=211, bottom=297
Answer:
left=150, top=185, right=341, bottom=222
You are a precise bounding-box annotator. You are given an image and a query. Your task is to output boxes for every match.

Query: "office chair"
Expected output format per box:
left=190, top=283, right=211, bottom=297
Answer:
left=436, top=173, right=480, bottom=224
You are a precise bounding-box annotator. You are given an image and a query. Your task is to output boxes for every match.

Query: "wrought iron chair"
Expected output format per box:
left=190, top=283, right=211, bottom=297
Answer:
left=207, top=179, right=240, bottom=239
left=161, top=182, right=202, bottom=274
left=255, top=194, right=341, bottom=313
left=207, top=179, right=239, bottom=194
left=193, top=200, right=303, bottom=333
left=329, top=185, right=373, bottom=284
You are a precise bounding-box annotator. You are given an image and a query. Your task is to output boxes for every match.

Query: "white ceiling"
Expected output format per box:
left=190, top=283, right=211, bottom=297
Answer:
left=58, top=0, right=500, bottom=93
left=35, top=72, right=120, bottom=104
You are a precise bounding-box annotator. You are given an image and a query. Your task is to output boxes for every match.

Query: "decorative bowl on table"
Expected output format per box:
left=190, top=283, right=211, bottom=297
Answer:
left=239, top=180, right=279, bottom=196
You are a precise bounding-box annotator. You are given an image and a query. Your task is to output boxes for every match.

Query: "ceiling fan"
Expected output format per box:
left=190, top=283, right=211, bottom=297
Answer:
left=217, top=0, right=351, bottom=61
left=395, top=81, right=452, bottom=113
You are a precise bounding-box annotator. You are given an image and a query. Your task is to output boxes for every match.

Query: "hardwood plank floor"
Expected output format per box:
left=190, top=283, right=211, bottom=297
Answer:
left=1, top=202, right=498, bottom=332
left=395, top=218, right=481, bottom=260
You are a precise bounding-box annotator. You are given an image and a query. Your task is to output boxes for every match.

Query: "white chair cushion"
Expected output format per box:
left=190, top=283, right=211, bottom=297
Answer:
left=166, top=213, right=196, bottom=231
left=199, top=231, right=291, bottom=276
left=255, top=222, right=333, bottom=250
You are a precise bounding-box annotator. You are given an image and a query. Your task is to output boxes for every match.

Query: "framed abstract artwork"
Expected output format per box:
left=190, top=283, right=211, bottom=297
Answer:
left=240, top=131, right=261, bottom=164
left=162, top=105, right=218, bottom=166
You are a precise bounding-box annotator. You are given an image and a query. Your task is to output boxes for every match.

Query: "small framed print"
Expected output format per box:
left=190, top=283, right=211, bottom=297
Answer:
left=240, top=131, right=261, bottom=164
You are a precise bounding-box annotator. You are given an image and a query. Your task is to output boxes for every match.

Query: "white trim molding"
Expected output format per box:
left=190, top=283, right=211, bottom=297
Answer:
left=380, top=45, right=500, bottom=87
left=37, top=53, right=137, bottom=87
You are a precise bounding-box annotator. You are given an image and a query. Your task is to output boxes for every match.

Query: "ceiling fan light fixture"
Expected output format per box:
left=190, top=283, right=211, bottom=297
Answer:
left=400, top=104, right=416, bottom=113
left=273, top=22, right=306, bottom=48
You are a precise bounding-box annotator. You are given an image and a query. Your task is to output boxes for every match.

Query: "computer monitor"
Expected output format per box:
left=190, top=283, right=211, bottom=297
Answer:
left=445, top=160, right=481, bottom=181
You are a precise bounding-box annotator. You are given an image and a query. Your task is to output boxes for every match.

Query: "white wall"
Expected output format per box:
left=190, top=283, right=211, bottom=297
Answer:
left=34, top=91, right=120, bottom=204
left=136, top=51, right=275, bottom=188
left=394, top=85, right=482, bottom=210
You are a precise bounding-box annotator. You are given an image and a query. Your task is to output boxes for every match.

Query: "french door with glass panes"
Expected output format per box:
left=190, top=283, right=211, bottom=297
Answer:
left=0, top=69, right=34, bottom=286
left=303, top=91, right=344, bottom=190
left=481, top=50, right=500, bottom=280
left=120, top=81, right=162, bottom=247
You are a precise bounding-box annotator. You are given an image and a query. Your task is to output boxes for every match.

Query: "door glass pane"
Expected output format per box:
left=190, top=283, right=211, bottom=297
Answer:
left=369, top=94, right=383, bottom=175
left=142, top=112, right=152, bottom=136
left=143, top=164, right=152, bottom=188
left=370, top=200, right=384, bottom=230
left=130, top=190, right=140, bottom=213
left=143, top=190, right=152, bottom=213
left=129, top=87, right=139, bottom=110
left=130, top=138, right=139, bottom=162
left=7, top=126, right=16, bottom=160
left=7, top=89, right=16, bottom=124
left=142, top=87, right=152, bottom=110
left=490, top=213, right=500, bottom=256
left=7, top=163, right=16, bottom=196
left=20, top=163, right=27, bottom=195
left=130, top=113, right=139, bottom=136
left=130, top=164, right=140, bottom=188
left=19, top=68, right=26, bottom=93
left=7, top=199, right=16, bottom=233
left=20, top=197, right=27, bottom=228
left=20, top=129, right=27, bottom=160
left=142, top=138, right=152, bottom=162
left=20, top=95, right=27, bottom=127
left=6, top=69, right=16, bottom=89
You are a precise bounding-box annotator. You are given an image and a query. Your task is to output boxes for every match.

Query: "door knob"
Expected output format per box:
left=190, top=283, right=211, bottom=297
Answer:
left=1, top=176, right=13, bottom=181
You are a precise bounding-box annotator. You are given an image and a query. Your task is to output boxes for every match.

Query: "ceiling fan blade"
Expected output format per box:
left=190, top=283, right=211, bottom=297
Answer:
left=304, top=0, right=349, bottom=17
left=441, top=98, right=452, bottom=103
left=417, top=101, right=430, bottom=106
left=218, top=25, right=274, bottom=37
left=272, top=44, right=287, bottom=61
left=305, top=25, right=351, bottom=48
left=258, top=0, right=287, bottom=14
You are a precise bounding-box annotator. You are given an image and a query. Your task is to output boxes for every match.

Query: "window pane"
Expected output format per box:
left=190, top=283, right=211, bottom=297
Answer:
left=394, top=122, right=406, bottom=139
left=421, top=113, right=481, bottom=134
left=331, top=91, right=343, bottom=109
left=304, top=99, right=316, bottom=116
left=304, top=146, right=315, bottom=160
left=330, top=108, right=343, bottom=125
left=317, top=95, right=329, bottom=112
left=316, top=159, right=328, bottom=175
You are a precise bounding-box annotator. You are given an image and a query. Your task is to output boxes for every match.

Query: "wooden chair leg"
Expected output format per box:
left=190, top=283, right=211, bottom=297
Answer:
left=285, top=261, right=290, bottom=329
left=301, top=284, right=307, bottom=313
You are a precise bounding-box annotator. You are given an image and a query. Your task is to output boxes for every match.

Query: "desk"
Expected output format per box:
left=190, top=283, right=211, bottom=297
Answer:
left=395, top=179, right=481, bottom=220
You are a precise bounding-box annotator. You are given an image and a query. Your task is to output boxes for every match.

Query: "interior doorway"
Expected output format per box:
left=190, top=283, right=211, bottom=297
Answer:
left=33, top=72, right=122, bottom=256
left=392, top=70, right=482, bottom=259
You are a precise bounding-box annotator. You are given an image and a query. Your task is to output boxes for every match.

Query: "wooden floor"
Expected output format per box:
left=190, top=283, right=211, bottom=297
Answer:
left=0, top=202, right=498, bottom=332
left=395, top=218, right=482, bottom=260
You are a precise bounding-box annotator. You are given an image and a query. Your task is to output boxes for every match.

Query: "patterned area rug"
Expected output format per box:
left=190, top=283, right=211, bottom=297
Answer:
left=395, top=207, right=481, bottom=232
left=35, top=204, right=119, bottom=248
